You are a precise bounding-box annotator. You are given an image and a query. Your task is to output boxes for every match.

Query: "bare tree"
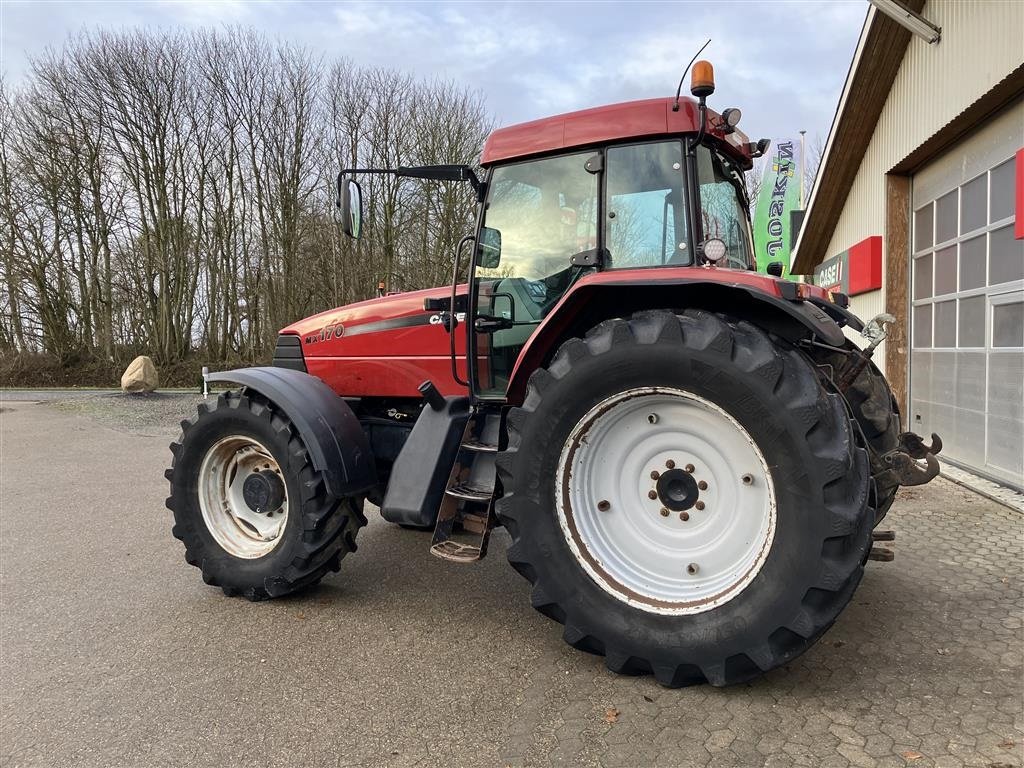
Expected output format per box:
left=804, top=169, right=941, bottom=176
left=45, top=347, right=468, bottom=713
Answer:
left=0, top=27, right=492, bottom=383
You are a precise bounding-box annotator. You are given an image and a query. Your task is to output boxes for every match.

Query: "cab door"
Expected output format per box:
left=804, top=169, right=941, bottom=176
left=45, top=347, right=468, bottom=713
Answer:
left=469, top=152, right=600, bottom=398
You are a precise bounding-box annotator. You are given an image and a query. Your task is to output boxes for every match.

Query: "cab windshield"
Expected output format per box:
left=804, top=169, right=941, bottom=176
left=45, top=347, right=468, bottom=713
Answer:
left=696, top=145, right=754, bottom=270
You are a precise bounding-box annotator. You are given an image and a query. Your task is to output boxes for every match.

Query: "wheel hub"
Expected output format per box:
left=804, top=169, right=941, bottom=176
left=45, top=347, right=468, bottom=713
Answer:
left=555, top=387, right=777, bottom=615
left=242, top=471, right=285, bottom=514
left=656, top=467, right=699, bottom=511
left=197, top=435, right=289, bottom=559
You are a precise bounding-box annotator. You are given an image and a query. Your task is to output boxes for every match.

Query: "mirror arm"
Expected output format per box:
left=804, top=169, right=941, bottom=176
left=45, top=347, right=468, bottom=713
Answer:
left=338, top=166, right=483, bottom=201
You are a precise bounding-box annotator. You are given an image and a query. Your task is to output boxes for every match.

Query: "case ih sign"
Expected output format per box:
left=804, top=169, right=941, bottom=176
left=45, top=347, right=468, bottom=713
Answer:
left=813, top=235, right=883, bottom=295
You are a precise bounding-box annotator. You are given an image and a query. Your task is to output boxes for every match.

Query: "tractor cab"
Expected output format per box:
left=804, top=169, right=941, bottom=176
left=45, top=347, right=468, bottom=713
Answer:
left=340, top=62, right=768, bottom=402
left=471, top=116, right=759, bottom=396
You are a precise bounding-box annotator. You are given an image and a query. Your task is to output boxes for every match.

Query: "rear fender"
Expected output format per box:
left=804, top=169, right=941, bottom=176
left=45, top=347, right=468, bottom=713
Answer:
left=506, top=278, right=849, bottom=404
left=206, top=366, right=377, bottom=498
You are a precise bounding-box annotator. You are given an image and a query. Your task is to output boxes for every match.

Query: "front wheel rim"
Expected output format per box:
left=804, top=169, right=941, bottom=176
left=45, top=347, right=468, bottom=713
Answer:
left=555, top=387, right=776, bottom=615
left=198, top=435, right=289, bottom=559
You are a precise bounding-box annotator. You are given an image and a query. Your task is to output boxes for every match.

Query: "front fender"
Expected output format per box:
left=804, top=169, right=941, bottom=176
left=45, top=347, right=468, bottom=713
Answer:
left=206, top=366, right=377, bottom=498
left=506, top=271, right=850, bottom=404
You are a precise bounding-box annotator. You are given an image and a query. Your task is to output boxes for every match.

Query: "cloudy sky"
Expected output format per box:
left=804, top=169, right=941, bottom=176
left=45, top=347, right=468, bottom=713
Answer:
left=0, top=0, right=866, bottom=147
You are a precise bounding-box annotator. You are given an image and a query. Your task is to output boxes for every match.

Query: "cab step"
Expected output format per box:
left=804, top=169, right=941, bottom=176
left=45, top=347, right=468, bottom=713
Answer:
left=446, top=483, right=494, bottom=502
left=430, top=406, right=502, bottom=563
left=429, top=540, right=484, bottom=562
left=461, top=439, right=498, bottom=453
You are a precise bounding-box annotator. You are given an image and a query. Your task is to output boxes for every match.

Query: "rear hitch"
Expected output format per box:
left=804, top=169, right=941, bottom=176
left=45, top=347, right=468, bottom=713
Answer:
left=898, top=431, right=942, bottom=460
left=878, top=429, right=943, bottom=488
left=881, top=449, right=940, bottom=487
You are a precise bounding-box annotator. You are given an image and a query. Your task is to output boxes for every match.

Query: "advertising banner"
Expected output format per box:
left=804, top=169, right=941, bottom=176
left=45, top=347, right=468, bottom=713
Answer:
left=752, top=139, right=802, bottom=277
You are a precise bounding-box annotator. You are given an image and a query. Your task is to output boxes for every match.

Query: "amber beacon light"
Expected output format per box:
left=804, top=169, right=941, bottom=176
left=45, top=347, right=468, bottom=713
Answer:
left=690, top=60, right=715, bottom=99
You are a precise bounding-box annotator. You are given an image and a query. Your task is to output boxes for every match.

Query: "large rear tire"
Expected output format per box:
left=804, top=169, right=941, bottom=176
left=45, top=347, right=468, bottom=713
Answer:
left=807, top=343, right=902, bottom=523
left=496, top=310, right=874, bottom=687
left=166, top=390, right=365, bottom=601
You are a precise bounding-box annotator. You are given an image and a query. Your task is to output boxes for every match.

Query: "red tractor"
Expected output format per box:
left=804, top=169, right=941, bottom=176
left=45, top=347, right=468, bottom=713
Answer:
left=166, top=62, right=941, bottom=686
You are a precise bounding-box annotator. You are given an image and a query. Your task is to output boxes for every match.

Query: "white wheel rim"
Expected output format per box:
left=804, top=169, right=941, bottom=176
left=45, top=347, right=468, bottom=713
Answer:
left=198, top=435, right=289, bottom=559
left=555, top=387, right=776, bottom=615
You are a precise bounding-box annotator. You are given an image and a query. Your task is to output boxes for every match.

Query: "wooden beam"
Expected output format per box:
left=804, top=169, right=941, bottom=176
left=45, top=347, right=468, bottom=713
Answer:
left=884, top=173, right=911, bottom=415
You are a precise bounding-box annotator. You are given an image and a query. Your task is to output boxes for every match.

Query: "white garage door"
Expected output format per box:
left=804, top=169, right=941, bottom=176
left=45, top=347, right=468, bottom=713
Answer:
left=910, top=105, right=1023, bottom=489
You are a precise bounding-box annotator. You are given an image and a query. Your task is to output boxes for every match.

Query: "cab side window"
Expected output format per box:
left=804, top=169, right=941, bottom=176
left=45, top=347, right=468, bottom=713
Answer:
left=605, top=142, right=688, bottom=268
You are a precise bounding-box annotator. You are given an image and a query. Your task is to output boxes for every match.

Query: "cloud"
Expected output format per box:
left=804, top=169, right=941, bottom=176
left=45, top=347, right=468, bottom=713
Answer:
left=0, top=0, right=865, bottom=145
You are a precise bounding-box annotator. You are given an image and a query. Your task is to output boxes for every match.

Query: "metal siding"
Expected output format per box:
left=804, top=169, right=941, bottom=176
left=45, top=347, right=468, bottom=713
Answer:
left=825, top=0, right=1024, bottom=260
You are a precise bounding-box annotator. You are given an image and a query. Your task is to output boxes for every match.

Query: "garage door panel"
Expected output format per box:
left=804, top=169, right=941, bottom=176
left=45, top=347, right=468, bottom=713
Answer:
left=986, top=415, right=1024, bottom=478
left=959, top=235, right=986, bottom=290
left=955, top=407, right=987, bottom=461
left=931, top=350, right=957, bottom=401
left=934, top=246, right=958, bottom=296
left=955, top=351, right=986, bottom=412
left=959, top=174, right=987, bottom=235
left=989, top=225, right=1024, bottom=285
left=911, top=350, right=933, bottom=403
left=910, top=398, right=931, bottom=436
left=934, top=300, right=957, bottom=347
left=930, top=402, right=958, bottom=456
left=988, top=354, right=1024, bottom=422
left=958, top=296, right=986, bottom=347
left=989, top=157, right=1015, bottom=223
left=936, top=190, right=958, bottom=245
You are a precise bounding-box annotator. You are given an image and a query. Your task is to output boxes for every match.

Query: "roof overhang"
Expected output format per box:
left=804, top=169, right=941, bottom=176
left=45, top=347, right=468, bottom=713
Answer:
left=791, top=1, right=924, bottom=275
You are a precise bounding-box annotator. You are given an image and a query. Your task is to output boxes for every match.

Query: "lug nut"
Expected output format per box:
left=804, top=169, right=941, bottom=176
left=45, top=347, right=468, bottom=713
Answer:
left=660, top=508, right=670, bottom=517
left=695, top=501, right=705, bottom=511
left=685, top=463, right=695, bottom=473
left=647, top=413, right=659, bottom=424
left=597, top=500, right=611, bottom=512
left=687, top=563, right=699, bottom=575
left=742, top=473, right=754, bottom=485
left=650, top=470, right=660, bottom=480
left=679, top=511, right=689, bottom=521
left=698, top=480, right=708, bottom=491
left=666, top=459, right=676, bottom=469
left=648, top=490, right=658, bottom=500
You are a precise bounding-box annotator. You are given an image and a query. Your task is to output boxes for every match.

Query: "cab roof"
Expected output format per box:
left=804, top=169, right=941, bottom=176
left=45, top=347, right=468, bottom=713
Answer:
left=480, top=97, right=753, bottom=169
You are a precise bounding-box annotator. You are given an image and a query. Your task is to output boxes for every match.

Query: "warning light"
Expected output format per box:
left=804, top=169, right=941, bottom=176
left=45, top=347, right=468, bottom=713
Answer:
left=691, top=60, right=715, bottom=99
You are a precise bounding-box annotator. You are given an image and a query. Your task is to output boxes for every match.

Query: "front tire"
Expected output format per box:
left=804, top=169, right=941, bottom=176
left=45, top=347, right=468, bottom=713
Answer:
left=166, top=390, right=365, bottom=601
left=496, top=310, right=874, bottom=687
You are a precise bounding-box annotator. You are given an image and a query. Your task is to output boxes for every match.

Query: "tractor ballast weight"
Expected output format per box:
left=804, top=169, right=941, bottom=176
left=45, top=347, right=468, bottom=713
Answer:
left=166, top=63, right=942, bottom=687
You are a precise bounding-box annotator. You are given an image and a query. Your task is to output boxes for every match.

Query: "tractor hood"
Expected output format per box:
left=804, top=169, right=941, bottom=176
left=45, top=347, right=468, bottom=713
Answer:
left=280, top=285, right=470, bottom=399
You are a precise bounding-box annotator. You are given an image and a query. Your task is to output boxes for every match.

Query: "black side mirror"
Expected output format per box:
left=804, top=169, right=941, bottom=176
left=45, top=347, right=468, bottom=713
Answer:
left=478, top=226, right=501, bottom=269
left=339, top=178, right=363, bottom=240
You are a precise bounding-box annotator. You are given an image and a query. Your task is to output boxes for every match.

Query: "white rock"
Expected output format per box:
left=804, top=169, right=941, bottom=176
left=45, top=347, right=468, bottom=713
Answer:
left=120, top=355, right=159, bottom=393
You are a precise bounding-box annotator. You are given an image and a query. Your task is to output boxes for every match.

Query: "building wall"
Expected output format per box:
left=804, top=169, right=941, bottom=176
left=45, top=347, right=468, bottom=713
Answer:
left=824, top=0, right=1024, bottom=370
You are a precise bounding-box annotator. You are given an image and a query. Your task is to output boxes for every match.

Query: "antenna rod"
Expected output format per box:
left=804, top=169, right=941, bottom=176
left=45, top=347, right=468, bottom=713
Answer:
left=672, top=38, right=711, bottom=112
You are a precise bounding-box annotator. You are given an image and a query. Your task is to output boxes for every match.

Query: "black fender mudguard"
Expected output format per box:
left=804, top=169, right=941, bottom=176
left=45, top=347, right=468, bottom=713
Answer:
left=206, top=366, right=377, bottom=498
left=506, top=277, right=852, bottom=403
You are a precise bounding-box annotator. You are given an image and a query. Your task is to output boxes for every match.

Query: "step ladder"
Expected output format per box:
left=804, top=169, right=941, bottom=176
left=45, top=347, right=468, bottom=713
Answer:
left=430, top=407, right=501, bottom=562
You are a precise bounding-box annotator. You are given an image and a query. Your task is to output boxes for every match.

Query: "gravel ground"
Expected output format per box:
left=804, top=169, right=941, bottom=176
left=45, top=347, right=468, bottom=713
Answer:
left=46, top=392, right=206, bottom=437
left=1, top=395, right=1022, bottom=768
